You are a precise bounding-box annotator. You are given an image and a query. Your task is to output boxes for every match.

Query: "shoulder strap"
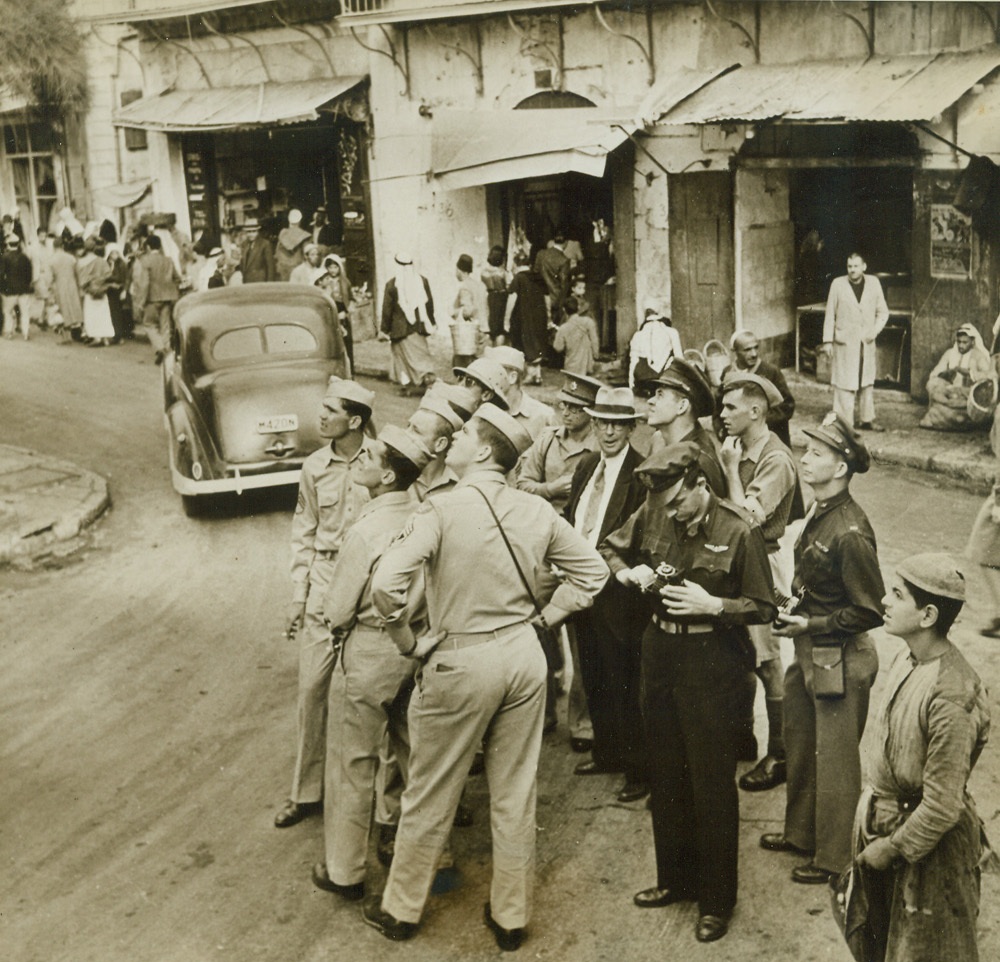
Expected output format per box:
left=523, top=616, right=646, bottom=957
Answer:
left=469, top=485, right=543, bottom=616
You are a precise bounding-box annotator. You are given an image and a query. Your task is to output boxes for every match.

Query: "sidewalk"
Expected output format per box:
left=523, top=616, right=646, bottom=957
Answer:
left=0, top=445, right=110, bottom=566
left=354, top=334, right=997, bottom=494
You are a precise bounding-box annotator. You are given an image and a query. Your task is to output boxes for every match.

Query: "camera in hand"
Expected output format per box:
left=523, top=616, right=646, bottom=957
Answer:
left=643, top=562, right=684, bottom=593
left=776, top=589, right=803, bottom=616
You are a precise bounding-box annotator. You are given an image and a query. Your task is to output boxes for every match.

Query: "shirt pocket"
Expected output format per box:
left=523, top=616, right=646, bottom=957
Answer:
left=687, top=544, right=735, bottom=592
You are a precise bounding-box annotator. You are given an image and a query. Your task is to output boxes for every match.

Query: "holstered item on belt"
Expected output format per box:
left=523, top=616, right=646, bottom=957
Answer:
left=811, top=640, right=846, bottom=699
left=533, top=622, right=563, bottom=670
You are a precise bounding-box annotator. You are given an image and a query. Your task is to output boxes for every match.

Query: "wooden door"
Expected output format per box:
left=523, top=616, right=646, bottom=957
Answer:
left=668, top=171, right=734, bottom=348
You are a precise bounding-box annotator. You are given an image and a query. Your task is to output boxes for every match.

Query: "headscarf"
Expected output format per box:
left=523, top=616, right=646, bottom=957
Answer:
left=394, top=253, right=431, bottom=329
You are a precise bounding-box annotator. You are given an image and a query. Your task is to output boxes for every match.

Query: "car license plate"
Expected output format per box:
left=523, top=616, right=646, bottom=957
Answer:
left=257, top=414, right=298, bottom=434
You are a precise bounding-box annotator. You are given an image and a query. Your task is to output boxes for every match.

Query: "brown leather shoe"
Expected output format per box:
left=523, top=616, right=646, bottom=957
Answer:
left=311, top=863, right=364, bottom=901
left=484, top=902, right=526, bottom=951
left=273, top=799, right=322, bottom=828
left=759, top=832, right=813, bottom=855
left=739, top=755, right=787, bottom=792
left=792, top=861, right=837, bottom=885
left=362, top=895, right=417, bottom=941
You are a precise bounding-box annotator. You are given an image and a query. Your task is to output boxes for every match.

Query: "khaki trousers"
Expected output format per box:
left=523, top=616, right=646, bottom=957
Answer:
left=381, top=624, right=547, bottom=929
left=833, top=384, right=875, bottom=426
left=324, top=626, right=415, bottom=885
left=291, top=556, right=337, bottom=803
left=142, top=301, right=173, bottom=354
left=783, top=634, right=878, bottom=874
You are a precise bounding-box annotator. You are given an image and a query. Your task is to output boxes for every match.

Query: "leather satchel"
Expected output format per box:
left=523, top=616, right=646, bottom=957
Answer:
left=811, top=643, right=846, bottom=699
left=470, top=486, right=564, bottom=671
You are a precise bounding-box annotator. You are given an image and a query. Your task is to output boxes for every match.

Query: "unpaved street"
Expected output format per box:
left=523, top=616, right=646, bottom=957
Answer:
left=2, top=334, right=997, bottom=962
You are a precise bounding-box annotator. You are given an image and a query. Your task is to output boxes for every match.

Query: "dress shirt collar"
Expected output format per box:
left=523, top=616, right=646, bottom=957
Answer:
left=599, top=445, right=629, bottom=473
left=740, top=429, right=770, bottom=464
left=322, top=434, right=370, bottom=465
left=679, top=491, right=717, bottom=539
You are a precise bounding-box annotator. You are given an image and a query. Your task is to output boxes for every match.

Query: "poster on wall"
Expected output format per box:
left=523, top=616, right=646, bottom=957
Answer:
left=930, top=203, right=972, bottom=279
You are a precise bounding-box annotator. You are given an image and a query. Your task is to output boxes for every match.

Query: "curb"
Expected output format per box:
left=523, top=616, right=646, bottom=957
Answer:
left=0, top=445, right=111, bottom=566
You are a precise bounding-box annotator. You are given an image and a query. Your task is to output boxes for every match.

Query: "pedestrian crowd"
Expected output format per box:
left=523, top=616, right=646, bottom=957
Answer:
left=271, top=323, right=993, bottom=960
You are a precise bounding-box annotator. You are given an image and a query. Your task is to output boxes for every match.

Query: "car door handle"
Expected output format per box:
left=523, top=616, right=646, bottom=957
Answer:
left=265, top=439, right=295, bottom=457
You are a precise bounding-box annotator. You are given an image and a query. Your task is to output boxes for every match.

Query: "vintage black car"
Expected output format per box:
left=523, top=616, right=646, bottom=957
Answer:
left=163, top=283, right=350, bottom=516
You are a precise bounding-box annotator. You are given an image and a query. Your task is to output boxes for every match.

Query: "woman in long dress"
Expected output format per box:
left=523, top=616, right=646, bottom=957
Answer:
left=502, top=250, right=548, bottom=384
left=315, top=254, right=354, bottom=372
left=75, top=239, right=116, bottom=347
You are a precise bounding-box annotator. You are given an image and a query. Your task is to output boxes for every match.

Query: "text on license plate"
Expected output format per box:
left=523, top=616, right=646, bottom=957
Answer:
left=257, top=414, right=298, bottom=434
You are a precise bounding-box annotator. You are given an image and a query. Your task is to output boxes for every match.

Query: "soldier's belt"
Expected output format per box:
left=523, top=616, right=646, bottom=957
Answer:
left=651, top=615, right=714, bottom=635
left=438, top=620, right=531, bottom=650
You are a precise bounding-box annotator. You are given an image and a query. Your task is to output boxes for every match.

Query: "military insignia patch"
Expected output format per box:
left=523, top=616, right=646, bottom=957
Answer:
left=705, top=544, right=729, bottom=553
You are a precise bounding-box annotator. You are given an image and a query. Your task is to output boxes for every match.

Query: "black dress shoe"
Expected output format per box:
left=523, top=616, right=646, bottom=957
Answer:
left=792, top=862, right=837, bottom=885
left=362, top=895, right=417, bottom=941
left=695, top=914, right=730, bottom=942
left=376, top=824, right=396, bottom=867
left=759, top=832, right=813, bottom=855
left=273, top=799, right=322, bottom=828
left=570, top=737, right=593, bottom=754
left=484, top=902, right=526, bottom=951
left=739, top=755, right=787, bottom=792
left=311, top=863, right=365, bottom=901
left=574, top=759, right=619, bottom=776
left=616, top=780, right=649, bottom=803
left=633, top=886, right=695, bottom=908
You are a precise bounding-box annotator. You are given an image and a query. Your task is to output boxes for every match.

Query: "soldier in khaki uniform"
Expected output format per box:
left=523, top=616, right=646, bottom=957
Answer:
left=364, top=403, right=609, bottom=950
left=407, top=387, right=468, bottom=503
left=274, top=377, right=376, bottom=829
left=485, top=345, right=559, bottom=447
left=311, top=425, right=433, bottom=900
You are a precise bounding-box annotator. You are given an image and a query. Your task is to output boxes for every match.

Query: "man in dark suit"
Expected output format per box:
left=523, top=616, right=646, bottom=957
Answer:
left=565, top=386, right=649, bottom=802
left=239, top=218, right=276, bottom=283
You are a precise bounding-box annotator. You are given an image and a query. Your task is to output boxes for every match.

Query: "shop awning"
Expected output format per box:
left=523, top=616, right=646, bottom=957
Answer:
left=112, top=77, right=367, bottom=132
left=431, top=109, right=632, bottom=190
left=651, top=46, right=1000, bottom=125
left=91, top=179, right=153, bottom=209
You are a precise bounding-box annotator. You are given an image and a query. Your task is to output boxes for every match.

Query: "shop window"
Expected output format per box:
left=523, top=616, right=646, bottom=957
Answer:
left=120, top=91, right=147, bottom=151
left=4, top=119, right=58, bottom=233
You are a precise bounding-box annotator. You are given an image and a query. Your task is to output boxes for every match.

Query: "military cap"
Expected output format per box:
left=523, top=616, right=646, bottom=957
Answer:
left=635, top=440, right=702, bottom=491
left=896, top=553, right=966, bottom=602
left=418, top=392, right=464, bottom=432
left=324, top=375, right=375, bottom=413
left=379, top=424, right=433, bottom=473
left=557, top=372, right=604, bottom=407
left=803, top=412, right=870, bottom=474
left=584, top=386, right=641, bottom=421
left=722, top=370, right=783, bottom=409
left=427, top=381, right=477, bottom=421
left=485, top=345, right=526, bottom=373
left=473, top=401, right=533, bottom=456
left=637, top=355, right=715, bottom=418
left=452, top=357, right=510, bottom=410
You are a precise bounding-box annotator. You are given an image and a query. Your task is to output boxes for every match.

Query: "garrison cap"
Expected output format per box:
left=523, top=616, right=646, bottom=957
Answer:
left=585, top=386, right=641, bottom=421
left=803, top=411, right=870, bottom=474
left=378, top=424, right=433, bottom=472
left=557, top=372, right=604, bottom=407
left=452, top=357, right=510, bottom=409
left=635, top=440, right=702, bottom=491
left=324, top=376, right=375, bottom=413
left=485, top=345, right=526, bottom=373
left=638, top=355, right=715, bottom=418
left=427, top=380, right=478, bottom=421
left=473, top=401, right=533, bottom=456
left=896, top=553, right=966, bottom=602
left=722, top=370, right=783, bottom=409
left=418, top=391, right=465, bottom=432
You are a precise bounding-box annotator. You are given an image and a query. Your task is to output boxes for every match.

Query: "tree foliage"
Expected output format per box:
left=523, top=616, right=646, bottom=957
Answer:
left=0, top=0, right=89, bottom=116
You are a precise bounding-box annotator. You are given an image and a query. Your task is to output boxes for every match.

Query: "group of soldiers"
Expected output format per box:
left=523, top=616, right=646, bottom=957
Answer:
left=267, top=338, right=990, bottom=957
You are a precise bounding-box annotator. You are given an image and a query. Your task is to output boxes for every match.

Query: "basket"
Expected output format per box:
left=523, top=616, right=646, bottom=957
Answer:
left=968, top=377, right=998, bottom=425
left=452, top=319, right=480, bottom=356
left=703, top=338, right=730, bottom=386
left=683, top=347, right=707, bottom=374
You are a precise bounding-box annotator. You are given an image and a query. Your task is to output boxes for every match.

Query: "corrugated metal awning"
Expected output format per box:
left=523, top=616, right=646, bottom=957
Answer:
left=633, top=64, right=740, bottom=128
left=432, top=109, right=632, bottom=190
left=112, top=77, right=366, bottom=132
left=656, top=46, right=1000, bottom=125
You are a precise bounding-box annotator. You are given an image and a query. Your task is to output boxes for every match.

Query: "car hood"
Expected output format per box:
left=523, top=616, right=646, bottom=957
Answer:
left=193, top=361, right=332, bottom=466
